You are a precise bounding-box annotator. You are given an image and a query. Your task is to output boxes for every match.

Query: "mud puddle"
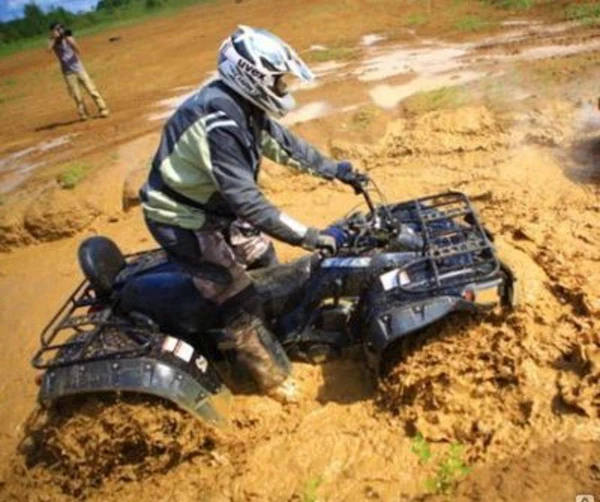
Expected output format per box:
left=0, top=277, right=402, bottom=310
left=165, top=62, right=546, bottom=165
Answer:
left=2, top=9, right=600, bottom=502
left=0, top=133, right=79, bottom=193
left=143, top=20, right=600, bottom=132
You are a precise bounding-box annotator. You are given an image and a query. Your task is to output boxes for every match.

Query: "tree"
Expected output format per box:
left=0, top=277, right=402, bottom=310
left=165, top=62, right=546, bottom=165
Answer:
left=22, top=3, right=47, bottom=37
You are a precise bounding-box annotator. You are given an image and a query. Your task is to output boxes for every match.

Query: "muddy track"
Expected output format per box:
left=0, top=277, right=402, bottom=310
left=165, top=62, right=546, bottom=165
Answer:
left=1, top=5, right=600, bottom=502
left=2, top=98, right=599, bottom=501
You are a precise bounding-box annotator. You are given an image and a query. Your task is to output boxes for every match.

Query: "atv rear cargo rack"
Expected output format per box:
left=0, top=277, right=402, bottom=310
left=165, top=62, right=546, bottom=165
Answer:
left=391, top=191, right=500, bottom=295
left=31, top=249, right=167, bottom=370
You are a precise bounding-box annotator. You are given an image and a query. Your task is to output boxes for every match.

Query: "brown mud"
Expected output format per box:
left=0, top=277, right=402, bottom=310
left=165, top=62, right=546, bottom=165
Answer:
left=0, top=1, right=599, bottom=501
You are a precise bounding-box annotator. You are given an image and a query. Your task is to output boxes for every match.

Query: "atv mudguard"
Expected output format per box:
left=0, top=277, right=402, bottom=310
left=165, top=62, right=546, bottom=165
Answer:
left=363, top=295, right=467, bottom=370
left=38, top=352, right=231, bottom=427
left=32, top=273, right=231, bottom=427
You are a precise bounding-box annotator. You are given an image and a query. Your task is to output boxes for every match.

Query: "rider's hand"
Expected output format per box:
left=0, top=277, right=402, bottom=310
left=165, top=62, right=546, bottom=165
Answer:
left=322, top=225, right=347, bottom=248
left=301, top=226, right=346, bottom=254
left=335, top=161, right=368, bottom=193
left=316, top=233, right=337, bottom=255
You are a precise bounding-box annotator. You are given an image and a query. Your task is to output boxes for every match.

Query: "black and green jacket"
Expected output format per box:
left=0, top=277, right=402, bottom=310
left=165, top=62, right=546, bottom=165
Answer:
left=141, top=80, right=337, bottom=246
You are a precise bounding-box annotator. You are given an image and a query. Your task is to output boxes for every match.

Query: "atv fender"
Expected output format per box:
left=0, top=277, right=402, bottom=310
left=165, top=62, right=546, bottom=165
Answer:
left=364, top=296, right=465, bottom=370
left=38, top=352, right=231, bottom=428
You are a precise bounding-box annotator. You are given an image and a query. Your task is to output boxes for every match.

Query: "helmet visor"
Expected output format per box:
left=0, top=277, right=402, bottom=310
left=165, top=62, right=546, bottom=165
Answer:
left=287, top=52, right=314, bottom=82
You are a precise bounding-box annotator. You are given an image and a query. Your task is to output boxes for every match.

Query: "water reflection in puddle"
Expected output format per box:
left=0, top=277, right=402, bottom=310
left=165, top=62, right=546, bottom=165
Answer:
left=282, top=101, right=332, bottom=125
left=361, top=34, right=386, bottom=47
left=145, top=21, right=600, bottom=129
left=0, top=133, right=79, bottom=193
left=370, top=71, right=485, bottom=109
left=356, top=45, right=469, bottom=82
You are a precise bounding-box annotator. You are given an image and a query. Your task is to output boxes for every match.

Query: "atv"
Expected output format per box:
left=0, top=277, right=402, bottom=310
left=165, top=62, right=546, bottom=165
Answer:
left=32, top=176, right=516, bottom=427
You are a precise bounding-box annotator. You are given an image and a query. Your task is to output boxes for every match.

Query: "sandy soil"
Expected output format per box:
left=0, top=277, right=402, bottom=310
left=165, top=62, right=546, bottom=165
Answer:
left=0, top=0, right=599, bottom=501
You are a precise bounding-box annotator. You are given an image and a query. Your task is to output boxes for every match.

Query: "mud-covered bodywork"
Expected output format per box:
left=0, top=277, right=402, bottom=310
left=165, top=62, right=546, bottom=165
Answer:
left=32, top=275, right=231, bottom=427
left=32, top=183, right=515, bottom=425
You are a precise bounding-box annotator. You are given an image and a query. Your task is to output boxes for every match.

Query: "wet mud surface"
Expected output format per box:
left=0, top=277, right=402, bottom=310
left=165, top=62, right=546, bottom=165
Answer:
left=0, top=1, right=599, bottom=500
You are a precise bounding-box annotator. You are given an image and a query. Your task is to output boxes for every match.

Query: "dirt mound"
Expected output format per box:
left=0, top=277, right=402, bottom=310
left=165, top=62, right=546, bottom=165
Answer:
left=24, top=188, right=101, bottom=241
left=375, top=100, right=600, bottom=470
left=378, top=313, right=536, bottom=461
left=0, top=186, right=102, bottom=252
left=2, top=394, right=224, bottom=499
left=556, top=342, right=600, bottom=419
left=382, top=106, right=508, bottom=157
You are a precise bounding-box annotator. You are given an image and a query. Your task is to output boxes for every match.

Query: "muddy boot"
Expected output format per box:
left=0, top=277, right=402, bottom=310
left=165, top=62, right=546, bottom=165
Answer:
left=266, top=376, right=300, bottom=404
left=226, top=310, right=291, bottom=392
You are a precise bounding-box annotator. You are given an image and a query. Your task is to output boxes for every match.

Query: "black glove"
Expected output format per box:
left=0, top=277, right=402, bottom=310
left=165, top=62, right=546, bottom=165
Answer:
left=316, top=233, right=337, bottom=255
left=335, top=161, right=368, bottom=193
left=302, top=227, right=344, bottom=255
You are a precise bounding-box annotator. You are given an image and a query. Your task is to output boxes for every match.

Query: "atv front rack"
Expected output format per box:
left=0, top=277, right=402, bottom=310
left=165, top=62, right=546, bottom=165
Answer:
left=390, top=191, right=500, bottom=295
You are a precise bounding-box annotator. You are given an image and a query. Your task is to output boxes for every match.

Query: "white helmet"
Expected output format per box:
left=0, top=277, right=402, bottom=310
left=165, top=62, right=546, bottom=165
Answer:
left=218, top=25, right=314, bottom=118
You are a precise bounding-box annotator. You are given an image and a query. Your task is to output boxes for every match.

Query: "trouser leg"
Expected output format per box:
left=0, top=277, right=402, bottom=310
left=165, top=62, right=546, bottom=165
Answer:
left=145, top=218, right=290, bottom=392
left=77, top=70, right=108, bottom=115
left=228, top=219, right=278, bottom=270
left=64, top=72, right=87, bottom=118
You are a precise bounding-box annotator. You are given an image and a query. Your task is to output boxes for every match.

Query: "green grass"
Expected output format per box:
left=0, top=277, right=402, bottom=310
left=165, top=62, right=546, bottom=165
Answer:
left=411, top=432, right=433, bottom=464
left=454, top=15, right=492, bottom=32
left=302, top=476, right=323, bottom=502
left=0, top=91, right=24, bottom=106
left=410, top=434, right=472, bottom=496
left=425, top=443, right=472, bottom=495
left=0, top=0, right=215, bottom=59
left=565, top=3, right=600, bottom=25
left=2, top=77, right=17, bottom=87
left=403, top=86, right=468, bottom=114
left=481, top=0, right=534, bottom=9
left=404, top=13, right=429, bottom=26
left=305, top=47, right=358, bottom=63
left=57, top=162, right=91, bottom=189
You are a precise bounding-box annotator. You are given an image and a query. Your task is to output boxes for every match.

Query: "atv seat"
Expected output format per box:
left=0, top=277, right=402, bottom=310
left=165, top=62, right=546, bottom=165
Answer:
left=78, top=236, right=126, bottom=299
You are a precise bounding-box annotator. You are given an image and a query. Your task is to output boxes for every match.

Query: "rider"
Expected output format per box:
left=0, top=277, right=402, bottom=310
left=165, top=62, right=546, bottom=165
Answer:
left=140, top=26, right=361, bottom=401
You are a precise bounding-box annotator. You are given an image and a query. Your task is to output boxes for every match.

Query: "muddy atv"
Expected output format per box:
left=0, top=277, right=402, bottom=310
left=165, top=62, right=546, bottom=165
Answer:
left=32, top=176, right=516, bottom=427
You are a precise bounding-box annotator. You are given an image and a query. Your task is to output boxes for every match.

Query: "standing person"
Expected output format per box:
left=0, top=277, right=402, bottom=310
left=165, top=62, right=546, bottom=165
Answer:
left=140, top=25, right=361, bottom=402
left=48, top=22, right=109, bottom=120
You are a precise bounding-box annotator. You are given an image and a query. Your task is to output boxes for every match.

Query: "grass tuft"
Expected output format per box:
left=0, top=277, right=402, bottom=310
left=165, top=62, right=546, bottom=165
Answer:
left=410, top=434, right=472, bottom=496
left=403, top=86, right=467, bottom=114
left=57, top=162, right=90, bottom=189
left=454, top=15, right=492, bottom=32
left=481, top=0, right=534, bottom=9
left=350, top=106, right=380, bottom=131
left=302, top=475, right=323, bottom=502
left=425, top=443, right=472, bottom=495
left=404, top=13, right=429, bottom=26
left=411, top=432, right=433, bottom=464
left=565, top=3, right=600, bottom=25
left=305, top=47, right=358, bottom=63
